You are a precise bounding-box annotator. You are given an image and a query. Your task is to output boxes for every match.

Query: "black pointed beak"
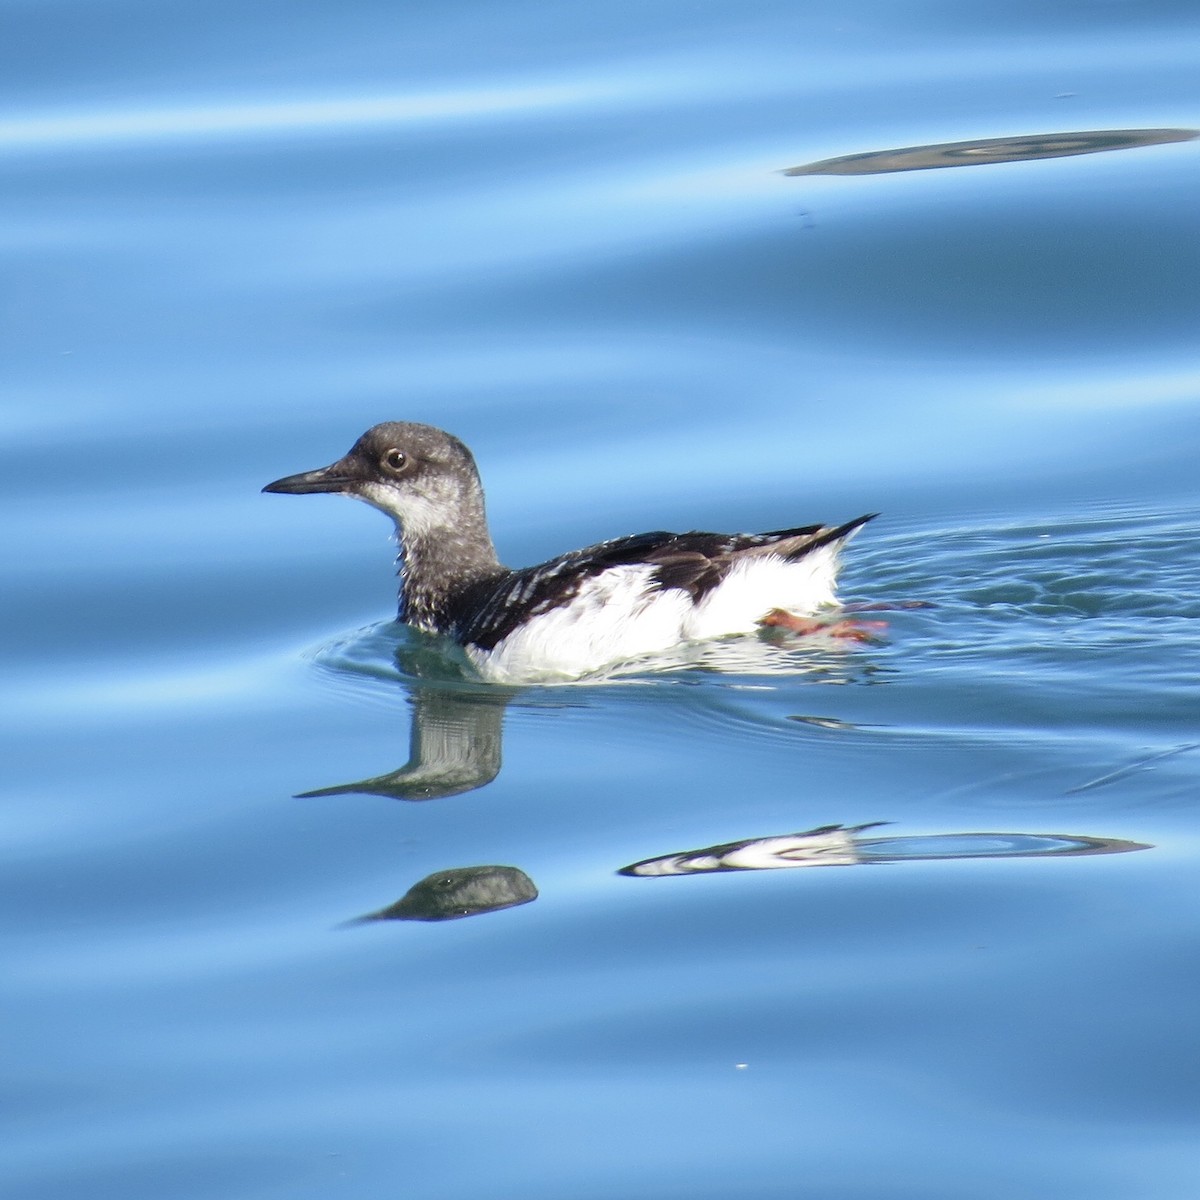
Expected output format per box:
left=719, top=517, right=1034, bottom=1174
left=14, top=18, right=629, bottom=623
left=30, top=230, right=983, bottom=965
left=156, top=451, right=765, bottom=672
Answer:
left=262, top=460, right=357, bottom=496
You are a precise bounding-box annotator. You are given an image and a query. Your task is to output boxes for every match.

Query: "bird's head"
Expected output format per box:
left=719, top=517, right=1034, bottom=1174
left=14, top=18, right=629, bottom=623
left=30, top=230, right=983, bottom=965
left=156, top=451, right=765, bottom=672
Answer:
left=263, top=421, right=484, bottom=538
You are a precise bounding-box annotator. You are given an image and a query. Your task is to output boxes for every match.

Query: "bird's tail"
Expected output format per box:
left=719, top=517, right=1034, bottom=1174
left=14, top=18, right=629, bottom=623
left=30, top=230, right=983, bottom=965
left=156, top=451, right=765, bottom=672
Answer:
left=763, top=512, right=878, bottom=561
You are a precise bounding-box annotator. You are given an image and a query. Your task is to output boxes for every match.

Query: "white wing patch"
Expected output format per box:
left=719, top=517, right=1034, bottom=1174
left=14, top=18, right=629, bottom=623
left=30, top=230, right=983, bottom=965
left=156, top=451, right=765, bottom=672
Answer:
left=468, top=565, right=689, bottom=682
left=684, top=545, right=842, bottom=640
left=467, top=545, right=846, bottom=683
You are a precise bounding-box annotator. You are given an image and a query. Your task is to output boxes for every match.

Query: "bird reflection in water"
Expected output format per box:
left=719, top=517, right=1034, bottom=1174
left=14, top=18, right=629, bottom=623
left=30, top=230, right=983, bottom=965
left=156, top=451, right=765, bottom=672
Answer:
left=303, top=639, right=537, bottom=922
left=352, top=865, right=538, bottom=923
left=299, top=615, right=890, bottom=802
left=299, top=632, right=514, bottom=801
left=620, top=823, right=1150, bottom=877
left=302, top=635, right=1150, bottom=923
left=299, top=683, right=507, bottom=801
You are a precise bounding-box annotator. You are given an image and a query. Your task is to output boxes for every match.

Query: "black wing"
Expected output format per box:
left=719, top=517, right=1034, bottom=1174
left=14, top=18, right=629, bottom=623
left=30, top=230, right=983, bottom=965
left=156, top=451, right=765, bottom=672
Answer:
left=637, top=515, right=876, bottom=602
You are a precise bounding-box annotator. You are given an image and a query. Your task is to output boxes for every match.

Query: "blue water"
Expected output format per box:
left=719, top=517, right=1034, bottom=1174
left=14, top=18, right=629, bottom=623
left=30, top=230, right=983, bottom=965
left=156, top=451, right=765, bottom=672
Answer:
left=5, top=2, right=1200, bottom=1196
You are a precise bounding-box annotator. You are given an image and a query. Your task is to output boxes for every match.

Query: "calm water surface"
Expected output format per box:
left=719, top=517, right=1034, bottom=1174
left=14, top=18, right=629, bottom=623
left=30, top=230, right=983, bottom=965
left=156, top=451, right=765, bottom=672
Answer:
left=5, top=2, right=1200, bottom=1197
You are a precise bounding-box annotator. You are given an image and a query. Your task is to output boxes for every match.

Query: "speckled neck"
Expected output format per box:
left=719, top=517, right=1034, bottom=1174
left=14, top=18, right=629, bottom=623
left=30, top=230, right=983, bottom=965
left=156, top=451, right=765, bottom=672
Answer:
left=393, top=503, right=505, bottom=634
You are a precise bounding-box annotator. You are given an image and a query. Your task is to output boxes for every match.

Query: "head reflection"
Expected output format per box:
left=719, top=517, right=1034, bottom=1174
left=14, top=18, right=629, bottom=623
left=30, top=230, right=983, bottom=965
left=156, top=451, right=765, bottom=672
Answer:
left=300, top=684, right=507, bottom=801
left=299, top=633, right=513, bottom=802
left=352, top=865, right=538, bottom=923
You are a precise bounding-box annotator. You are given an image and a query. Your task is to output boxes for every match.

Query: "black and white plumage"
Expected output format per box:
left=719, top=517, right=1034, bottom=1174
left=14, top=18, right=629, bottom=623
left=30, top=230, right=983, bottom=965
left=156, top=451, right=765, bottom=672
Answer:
left=263, top=422, right=875, bottom=682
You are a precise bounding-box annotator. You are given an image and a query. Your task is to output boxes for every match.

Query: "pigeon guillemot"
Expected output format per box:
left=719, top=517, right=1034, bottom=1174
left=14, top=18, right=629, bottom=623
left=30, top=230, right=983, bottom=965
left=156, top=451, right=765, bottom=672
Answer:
left=263, top=422, right=875, bottom=682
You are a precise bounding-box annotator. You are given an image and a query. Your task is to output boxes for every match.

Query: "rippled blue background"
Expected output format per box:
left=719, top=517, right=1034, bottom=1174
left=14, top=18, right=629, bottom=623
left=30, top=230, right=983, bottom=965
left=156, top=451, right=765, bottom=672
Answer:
left=5, top=2, right=1200, bottom=1196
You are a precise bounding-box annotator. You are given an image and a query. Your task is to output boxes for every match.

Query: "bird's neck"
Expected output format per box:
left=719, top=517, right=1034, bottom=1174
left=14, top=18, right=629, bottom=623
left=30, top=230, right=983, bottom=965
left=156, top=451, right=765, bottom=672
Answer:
left=394, top=508, right=504, bottom=634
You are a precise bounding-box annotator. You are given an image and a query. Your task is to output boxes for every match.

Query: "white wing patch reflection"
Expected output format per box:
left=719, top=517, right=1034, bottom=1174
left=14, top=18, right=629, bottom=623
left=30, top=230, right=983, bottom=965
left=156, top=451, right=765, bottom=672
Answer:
left=620, top=824, right=1149, bottom=876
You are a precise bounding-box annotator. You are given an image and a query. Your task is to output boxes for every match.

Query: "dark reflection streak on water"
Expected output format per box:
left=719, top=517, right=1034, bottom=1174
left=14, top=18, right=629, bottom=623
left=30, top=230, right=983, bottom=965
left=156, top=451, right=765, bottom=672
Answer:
left=786, top=714, right=862, bottom=731
left=619, top=824, right=1150, bottom=877
left=1064, top=743, right=1198, bottom=796
left=783, top=128, right=1199, bottom=176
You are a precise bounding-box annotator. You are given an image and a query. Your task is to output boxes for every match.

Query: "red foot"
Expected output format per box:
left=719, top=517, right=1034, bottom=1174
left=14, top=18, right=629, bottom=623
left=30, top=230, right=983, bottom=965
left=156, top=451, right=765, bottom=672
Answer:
left=758, top=609, right=887, bottom=641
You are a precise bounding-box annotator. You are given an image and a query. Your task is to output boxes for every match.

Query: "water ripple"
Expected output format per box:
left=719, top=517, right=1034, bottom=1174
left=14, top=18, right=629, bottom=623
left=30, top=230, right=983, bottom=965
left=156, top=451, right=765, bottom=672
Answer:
left=0, top=77, right=664, bottom=152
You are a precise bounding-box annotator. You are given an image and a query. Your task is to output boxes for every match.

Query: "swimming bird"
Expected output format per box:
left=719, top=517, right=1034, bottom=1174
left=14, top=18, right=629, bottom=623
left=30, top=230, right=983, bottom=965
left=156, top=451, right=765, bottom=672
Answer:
left=263, top=422, right=875, bottom=682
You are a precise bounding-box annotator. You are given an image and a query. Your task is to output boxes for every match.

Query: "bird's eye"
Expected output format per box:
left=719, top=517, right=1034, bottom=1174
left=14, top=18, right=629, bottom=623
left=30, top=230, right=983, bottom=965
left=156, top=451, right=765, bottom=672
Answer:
left=384, top=448, right=407, bottom=472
